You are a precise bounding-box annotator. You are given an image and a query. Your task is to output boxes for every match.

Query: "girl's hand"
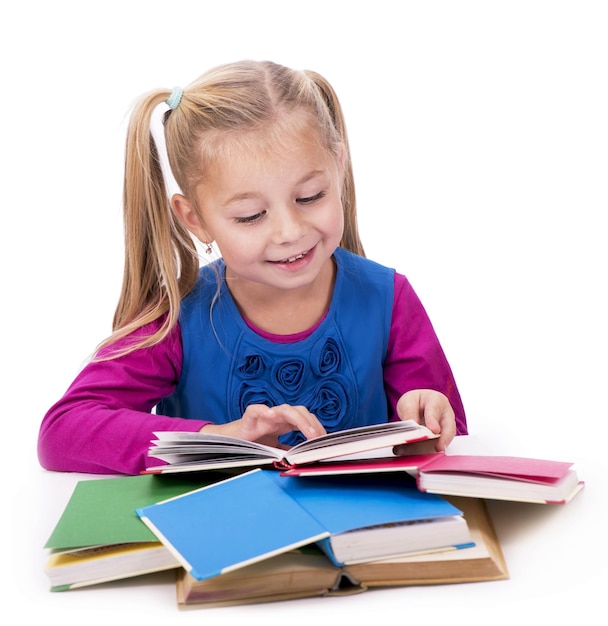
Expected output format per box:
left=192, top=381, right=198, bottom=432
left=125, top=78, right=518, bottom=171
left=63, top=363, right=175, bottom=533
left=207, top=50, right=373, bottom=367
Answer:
left=200, top=404, right=326, bottom=448
left=394, top=389, right=456, bottom=453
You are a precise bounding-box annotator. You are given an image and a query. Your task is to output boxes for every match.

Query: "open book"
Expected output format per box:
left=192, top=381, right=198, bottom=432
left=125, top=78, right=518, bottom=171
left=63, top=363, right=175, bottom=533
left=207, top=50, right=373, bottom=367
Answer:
left=144, top=420, right=437, bottom=474
left=281, top=453, right=584, bottom=504
left=175, top=496, right=508, bottom=608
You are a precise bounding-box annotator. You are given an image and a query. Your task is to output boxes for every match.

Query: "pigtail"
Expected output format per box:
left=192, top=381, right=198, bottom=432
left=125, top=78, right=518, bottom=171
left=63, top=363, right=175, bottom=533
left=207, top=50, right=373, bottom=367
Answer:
left=304, top=70, right=365, bottom=258
left=98, top=91, right=199, bottom=357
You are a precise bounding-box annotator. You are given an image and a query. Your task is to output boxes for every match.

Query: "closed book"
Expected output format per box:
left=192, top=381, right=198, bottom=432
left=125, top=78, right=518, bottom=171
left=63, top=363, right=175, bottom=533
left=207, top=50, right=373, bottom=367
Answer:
left=266, top=471, right=473, bottom=565
left=282, top=452, right=584, bottom=504
left=44, top=473, right=211, bottom=590
left=136, top=470, right=330, bottom=582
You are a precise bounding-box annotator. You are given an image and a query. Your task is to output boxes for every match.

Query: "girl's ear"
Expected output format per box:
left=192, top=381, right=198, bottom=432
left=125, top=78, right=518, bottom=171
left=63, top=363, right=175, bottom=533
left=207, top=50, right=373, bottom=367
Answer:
left=171, top=194, right=212, bottom=243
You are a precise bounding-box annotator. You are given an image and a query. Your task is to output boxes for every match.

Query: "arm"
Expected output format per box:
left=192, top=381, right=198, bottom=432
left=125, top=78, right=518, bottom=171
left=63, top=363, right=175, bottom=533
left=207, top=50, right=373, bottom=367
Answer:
left=37, top=320, right=208, bottom=475
left=384, top=273, right=468, bottom=449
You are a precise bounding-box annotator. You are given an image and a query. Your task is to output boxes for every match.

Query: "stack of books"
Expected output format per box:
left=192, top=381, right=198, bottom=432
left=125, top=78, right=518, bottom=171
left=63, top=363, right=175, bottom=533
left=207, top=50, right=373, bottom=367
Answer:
left=43, top=421, right=583, bottom=608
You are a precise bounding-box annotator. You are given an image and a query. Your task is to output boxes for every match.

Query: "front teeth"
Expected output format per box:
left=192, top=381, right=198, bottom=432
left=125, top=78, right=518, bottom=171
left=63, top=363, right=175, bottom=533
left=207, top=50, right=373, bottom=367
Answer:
left=281, top=251, right=307, bottom=263
left=285, top=253, right=305, bottom=263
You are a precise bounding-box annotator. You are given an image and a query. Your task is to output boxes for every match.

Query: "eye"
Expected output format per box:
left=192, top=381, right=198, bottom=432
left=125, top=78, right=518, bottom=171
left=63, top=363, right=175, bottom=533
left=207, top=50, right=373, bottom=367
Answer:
left=297, top=191, right=326, bottom=205
left=235, top=211, right=266, bottom=224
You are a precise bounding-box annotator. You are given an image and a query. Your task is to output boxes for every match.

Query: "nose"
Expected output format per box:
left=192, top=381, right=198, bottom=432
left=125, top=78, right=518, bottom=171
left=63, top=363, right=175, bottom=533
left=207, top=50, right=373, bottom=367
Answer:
left=270, top=205, right=305, bottom=245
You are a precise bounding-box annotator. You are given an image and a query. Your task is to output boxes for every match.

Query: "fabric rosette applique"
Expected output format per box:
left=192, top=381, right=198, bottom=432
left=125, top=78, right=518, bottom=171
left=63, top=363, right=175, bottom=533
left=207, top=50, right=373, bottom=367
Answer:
left=280, top=373, right=354, bottom=446
left=271, top=358, right=306, bottom=395
left=230, top=333, right=358, bottom=445
left=311, top=337, right=341, bottom=376
left=236, top=380, right=284, bottom=417
left=237, top=353, right=266, bottom=379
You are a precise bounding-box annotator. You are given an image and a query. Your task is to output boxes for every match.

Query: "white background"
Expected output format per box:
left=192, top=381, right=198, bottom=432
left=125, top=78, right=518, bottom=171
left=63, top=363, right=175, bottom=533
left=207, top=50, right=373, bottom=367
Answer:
left=2, top=1, right=607, bottom=624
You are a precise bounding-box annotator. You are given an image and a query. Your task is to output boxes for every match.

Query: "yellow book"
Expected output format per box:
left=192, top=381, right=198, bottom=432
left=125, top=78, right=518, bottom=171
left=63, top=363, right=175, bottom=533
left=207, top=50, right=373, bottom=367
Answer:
left=45, top=542, right=178, bottom=590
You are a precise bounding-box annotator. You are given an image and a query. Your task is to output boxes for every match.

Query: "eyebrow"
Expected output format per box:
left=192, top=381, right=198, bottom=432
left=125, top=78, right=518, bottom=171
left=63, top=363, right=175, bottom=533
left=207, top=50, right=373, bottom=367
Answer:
left=223, top=170, right=326, bottom=207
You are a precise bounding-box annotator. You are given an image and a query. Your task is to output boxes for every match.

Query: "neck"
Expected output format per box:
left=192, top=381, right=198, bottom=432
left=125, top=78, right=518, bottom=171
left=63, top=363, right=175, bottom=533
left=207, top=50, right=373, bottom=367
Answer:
left=226, top=259, right=336, bottom=335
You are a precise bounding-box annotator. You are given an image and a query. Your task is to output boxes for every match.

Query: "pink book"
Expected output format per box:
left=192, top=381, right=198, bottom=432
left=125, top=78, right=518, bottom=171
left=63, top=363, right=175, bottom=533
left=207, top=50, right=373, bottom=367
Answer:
left=281, top=453, right=584, bottom=505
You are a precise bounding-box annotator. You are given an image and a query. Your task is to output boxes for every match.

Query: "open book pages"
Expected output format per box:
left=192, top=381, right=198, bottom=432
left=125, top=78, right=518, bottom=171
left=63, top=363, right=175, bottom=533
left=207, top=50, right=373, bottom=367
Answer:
left=145, top=420, right=438, bottom=474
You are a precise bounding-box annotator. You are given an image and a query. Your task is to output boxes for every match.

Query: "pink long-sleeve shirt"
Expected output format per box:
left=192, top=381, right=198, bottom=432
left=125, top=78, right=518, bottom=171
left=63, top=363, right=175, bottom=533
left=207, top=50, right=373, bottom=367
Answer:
left=38, top=273, right=467, bottom=475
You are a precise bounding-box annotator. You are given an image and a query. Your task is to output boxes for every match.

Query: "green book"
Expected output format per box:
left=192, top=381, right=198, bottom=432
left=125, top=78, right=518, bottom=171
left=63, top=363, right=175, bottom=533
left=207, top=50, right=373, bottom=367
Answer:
left=44, top=473, right=211, bottom=590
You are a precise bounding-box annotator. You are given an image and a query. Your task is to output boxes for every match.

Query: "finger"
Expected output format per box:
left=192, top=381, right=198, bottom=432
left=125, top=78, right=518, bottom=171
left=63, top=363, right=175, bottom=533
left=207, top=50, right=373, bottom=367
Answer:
left=238, top=404, right=276, bottom=438
left=397, top=390, right=456, bottom=452
left=269, top=404, right=326, bottom=439
left=418, top=393, right=453, bottom=435
left=425, top=404, right=456, bottom=451
left=396, top=392, right=424, bottom=424
left=435, top=416, right=456, bottom=451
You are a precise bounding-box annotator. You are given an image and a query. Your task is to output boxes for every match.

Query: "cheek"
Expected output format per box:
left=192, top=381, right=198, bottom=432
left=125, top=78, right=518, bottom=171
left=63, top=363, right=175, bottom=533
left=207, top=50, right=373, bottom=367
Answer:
left=216, top=231, right=261, bottom=264
left=337, top=206, right=345, bottom=231
left=325, top=202, right=345, bottom=238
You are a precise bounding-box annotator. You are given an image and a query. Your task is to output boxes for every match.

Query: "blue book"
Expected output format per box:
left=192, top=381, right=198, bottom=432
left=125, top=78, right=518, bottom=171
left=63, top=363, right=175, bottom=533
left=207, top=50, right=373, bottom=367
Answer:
left=267, top=472, right=473, bottom=565
left=137, top=470, right=473, bottom=578
left=136, top=470, right=329, bottom=581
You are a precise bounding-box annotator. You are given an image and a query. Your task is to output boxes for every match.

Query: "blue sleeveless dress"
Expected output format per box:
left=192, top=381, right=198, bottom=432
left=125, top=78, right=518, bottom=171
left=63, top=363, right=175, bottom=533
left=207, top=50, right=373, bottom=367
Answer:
left=157, top=247, right=395, bottom=446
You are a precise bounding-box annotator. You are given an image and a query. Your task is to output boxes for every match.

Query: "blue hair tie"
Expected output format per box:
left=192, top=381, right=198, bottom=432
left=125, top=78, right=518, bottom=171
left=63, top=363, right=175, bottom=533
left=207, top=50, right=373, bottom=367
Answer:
left=166, top=86, right=183, bottom=110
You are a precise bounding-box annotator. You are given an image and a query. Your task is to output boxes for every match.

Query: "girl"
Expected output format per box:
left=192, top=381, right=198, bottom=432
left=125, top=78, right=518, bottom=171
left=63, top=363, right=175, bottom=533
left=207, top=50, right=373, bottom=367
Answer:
left=38, top=60, right=467, bottom=475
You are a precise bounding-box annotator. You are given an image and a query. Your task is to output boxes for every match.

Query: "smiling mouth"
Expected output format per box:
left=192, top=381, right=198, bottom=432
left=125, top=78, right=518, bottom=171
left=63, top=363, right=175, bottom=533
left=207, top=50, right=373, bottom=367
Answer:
left=275, top=249, right=310, bottom=264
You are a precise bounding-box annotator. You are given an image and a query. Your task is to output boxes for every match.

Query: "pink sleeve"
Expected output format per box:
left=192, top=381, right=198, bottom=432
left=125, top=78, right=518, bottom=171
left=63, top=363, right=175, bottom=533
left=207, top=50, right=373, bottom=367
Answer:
left=37, top=320, right=209, bottom=475
left=384, top=273, right=468, bottom=435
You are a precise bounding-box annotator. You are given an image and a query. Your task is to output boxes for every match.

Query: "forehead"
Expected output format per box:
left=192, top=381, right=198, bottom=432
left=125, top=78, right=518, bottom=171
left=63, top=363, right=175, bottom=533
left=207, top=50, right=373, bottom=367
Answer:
left=200, top=124, right=336, bottom=189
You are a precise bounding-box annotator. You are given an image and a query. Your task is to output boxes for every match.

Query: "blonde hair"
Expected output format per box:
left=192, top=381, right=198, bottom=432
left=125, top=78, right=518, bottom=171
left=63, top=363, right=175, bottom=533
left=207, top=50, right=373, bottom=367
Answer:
left=100, top=60, right=364, bottom=357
